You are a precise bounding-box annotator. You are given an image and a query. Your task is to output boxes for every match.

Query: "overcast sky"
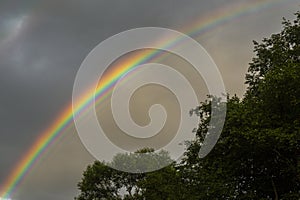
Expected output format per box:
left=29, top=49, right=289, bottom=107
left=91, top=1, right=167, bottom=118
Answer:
left=0, top=0, right=299, bottom=199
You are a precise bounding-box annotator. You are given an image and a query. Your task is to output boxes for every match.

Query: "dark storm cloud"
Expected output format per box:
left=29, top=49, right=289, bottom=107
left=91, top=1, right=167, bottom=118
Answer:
left=0, top=0, right=226, bottom=173
left=0, top=0, right=299, bottom=199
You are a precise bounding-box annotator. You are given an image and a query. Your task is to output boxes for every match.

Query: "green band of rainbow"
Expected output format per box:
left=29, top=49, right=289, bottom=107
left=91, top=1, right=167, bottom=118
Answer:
left=0, top=0, right=284, bottom=198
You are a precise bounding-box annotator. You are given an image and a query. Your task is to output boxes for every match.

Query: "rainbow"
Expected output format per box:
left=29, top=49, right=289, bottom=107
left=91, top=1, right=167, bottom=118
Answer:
left=0, top=0, right=285, bottom=198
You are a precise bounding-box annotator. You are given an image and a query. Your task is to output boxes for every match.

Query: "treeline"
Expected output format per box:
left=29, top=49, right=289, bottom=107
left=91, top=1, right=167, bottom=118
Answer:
left=75, top=12, right=300, bottom=200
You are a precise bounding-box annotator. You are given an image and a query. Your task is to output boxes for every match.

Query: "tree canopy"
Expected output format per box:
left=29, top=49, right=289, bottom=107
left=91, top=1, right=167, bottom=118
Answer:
left=75, top=12, right=300, bottom=200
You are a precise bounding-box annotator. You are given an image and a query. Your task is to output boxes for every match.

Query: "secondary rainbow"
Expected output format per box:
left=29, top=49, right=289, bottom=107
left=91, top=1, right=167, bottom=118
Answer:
left=0, top=0, right=285, bottom=198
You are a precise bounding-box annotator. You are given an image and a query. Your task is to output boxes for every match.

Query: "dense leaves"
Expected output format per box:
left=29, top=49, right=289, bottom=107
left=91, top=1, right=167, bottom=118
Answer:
left=181, top=12, right=300, bottom=200
left=76, top=12, right=300, bottom=200
left=75, top=149, right=183, bottom=200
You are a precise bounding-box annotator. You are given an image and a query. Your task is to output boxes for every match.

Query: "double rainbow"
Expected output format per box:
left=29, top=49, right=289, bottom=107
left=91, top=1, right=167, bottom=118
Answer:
left=0, top=0, right=284, bottom=198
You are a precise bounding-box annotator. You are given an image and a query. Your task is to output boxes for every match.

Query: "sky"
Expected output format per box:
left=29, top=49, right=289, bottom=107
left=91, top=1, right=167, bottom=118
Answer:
left=0, top=0, right=299, bottom=199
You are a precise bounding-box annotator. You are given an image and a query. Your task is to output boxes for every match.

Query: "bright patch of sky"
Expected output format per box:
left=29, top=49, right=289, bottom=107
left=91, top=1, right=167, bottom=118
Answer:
left=0, top=15, right=27, bottom=46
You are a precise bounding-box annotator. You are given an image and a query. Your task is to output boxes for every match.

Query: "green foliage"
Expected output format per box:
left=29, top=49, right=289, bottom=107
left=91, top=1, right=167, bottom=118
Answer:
left=137, top=164, right=186, bottom=200
left=75, top=161, right=122, bottom=200
left=76, top=12, right=300, bottom=200
left=75, top=148, right=182, bottom=200
left=245, top=11, right=300, bottom=95
left=110, top=148, right=173, bottom=173
left=181, top=12, right=300, bottom=199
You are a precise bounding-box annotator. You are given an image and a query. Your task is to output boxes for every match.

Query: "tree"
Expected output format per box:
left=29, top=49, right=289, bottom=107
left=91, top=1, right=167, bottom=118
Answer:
left=75, top=161, right=122, bottom=200
left=110, top=148, right=173, bottom=173
left=137, top=164, right=186, bottom=200
left=182, top=12, right=300, bottom=200
left=75, top=148, right=183, bottom=200
left=245, top=12, right=300, bottom=95
left=76, top=12, right=300, bottom=200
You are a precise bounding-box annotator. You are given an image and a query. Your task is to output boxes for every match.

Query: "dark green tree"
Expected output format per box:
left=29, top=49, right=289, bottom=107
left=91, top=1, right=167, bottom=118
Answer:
left=182, top=12, right=300, bottom=200
left=76, top=12, right=300, bottom=200
left=137, top=164, right=186, bottom=200
left=75, top=161, right=123, bottom=200
left=75, top=148, right=182, bottom=200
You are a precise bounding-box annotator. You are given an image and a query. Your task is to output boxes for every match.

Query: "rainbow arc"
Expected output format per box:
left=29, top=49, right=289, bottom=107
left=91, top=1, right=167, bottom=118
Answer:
left=0, top=1, right=283, bottom=198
